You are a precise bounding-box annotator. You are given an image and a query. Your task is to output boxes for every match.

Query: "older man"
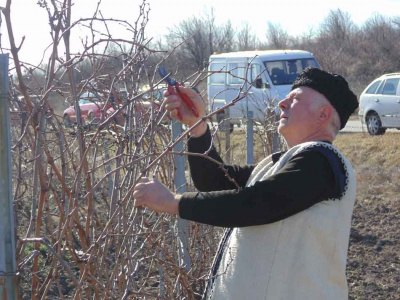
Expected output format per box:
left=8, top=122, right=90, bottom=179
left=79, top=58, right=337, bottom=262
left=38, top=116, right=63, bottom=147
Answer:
left=133, top=68, right=359, bottom=299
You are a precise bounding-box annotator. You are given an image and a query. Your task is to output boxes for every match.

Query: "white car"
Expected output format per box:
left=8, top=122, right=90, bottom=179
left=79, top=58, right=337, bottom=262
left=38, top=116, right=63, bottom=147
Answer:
left=359, top=73, right=400, bottom=135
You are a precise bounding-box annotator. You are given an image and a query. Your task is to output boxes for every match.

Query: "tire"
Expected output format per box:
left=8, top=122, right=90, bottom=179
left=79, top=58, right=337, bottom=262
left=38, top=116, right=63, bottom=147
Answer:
left=87, top=112, right=95, bottom=123
left=366, top=112, right=386, bottom=136
left=63, top=114, right=72, bottom=128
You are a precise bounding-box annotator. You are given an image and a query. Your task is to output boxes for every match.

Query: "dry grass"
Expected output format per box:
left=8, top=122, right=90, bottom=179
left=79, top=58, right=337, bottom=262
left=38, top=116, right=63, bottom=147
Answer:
left=335, top=132, right=400, bottom=300
left=213, top=127, right=279, bottom=165
left=335, top=132, right=400, bottom=169
left=335, top=132, right=400, bottom=203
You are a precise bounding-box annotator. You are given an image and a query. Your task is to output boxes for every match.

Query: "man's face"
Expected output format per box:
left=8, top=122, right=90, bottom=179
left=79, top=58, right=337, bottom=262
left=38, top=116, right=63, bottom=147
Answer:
left=277, top=86, right=325, bottom=142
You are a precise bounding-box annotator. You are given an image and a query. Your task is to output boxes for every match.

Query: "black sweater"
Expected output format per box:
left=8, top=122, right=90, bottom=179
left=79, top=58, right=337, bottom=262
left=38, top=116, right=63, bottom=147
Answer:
left=179, top=126, right=344, bottom=228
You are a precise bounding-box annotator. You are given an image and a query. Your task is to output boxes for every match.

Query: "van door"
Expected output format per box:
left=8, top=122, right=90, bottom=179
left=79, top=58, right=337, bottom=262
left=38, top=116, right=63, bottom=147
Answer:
left=207, top=58, right=228, bottom=122
left=247, top=63, right=277, bottom=123
left=224, top=59, right=248, bottom=124
left=225, top=60, right=278, bottom=124
left=208, top=60, right=227, bottom=118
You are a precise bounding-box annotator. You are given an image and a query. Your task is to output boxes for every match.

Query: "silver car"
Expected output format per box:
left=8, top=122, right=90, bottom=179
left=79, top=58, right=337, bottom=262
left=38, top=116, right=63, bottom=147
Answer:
left=359, top=73, right=400, bottom=135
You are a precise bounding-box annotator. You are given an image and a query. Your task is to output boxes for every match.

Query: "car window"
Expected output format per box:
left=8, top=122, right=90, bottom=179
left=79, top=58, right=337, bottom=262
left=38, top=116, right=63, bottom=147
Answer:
left=382, top=78, right=400, bottom=95
left=79, top=99, right=91, bottom=105
left=81, top=92, right=99, bottom=102
left=376, top=80, right=385, bottom=94
left=365, top=80, right=382, bottom=94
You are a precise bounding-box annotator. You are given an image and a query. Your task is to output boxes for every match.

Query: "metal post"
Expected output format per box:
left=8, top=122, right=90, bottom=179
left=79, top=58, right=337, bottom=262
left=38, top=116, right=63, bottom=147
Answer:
left=171, top=119, right=191, bottom=272
left=0, top=54, right=17, bottom=299
left=158, top=251, right=164, bottom=297
left=272, top=114, right=280, bottom=153
left=224, top=109, right=231, bottom=164
left=246, top=110, right=254, bottom=164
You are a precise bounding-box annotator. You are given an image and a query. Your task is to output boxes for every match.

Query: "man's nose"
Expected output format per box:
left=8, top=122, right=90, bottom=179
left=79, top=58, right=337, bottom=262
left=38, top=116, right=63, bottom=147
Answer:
left=278, top=97, right=290, bottom=110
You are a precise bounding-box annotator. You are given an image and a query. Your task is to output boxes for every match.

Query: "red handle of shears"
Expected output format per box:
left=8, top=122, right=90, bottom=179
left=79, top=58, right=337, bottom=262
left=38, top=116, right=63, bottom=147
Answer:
left=167, top=84, right=199, bottom=120
left=175, top=83, right=199, bottom=118
left=167, top=85, right=183, bottom=120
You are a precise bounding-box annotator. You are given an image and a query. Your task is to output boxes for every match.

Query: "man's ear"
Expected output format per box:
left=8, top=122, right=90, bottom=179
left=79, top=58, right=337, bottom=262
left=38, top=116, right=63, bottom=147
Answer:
left=319, top=105, right=332, bottom=123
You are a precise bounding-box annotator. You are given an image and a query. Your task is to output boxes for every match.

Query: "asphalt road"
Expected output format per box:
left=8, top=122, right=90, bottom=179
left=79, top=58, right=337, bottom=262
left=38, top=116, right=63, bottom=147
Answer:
left=340, top=119, right=367, bottom=133
left=340, top=119, right=399, bottom=133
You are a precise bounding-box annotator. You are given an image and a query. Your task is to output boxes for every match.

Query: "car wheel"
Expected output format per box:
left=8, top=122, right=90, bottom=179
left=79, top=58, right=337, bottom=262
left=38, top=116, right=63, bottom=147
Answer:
left=87, top=112, right=95, bottom=123
left=63, top=114, right=72, bottom=128
left=366, top=112, right=386, bottom=136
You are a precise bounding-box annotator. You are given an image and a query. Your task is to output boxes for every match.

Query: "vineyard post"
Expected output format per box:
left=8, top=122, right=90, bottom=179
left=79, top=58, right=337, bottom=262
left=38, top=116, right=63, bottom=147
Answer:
left=171, top=119, right=191, bottom=271
left=246, top=110, right=254, bottom=164
left=0, top=54, right=17, bottom=300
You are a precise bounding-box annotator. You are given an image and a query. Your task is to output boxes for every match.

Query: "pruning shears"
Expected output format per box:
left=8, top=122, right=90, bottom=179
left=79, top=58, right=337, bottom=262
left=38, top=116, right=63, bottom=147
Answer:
left=158, top=65, right=199, bottom=120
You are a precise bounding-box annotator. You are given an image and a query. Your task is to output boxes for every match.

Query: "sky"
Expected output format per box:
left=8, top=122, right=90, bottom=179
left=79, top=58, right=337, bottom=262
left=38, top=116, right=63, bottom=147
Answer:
left=0, top=0, right=399, bottom=65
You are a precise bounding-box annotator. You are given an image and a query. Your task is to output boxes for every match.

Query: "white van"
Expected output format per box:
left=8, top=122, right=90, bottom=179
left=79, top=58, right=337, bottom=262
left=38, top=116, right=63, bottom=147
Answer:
left=207, top=50, right=320, bottom=127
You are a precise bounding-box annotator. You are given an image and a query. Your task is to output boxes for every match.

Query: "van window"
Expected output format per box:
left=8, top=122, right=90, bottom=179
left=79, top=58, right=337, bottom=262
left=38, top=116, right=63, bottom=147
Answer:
left=250, top=64, right=263, bottom=88
left=228, top=63, right=245, bottom=85
left=365, top=80, right=382, bottom=94
left=264, top=58, right=319, bottom=85
left=381, top=78, right=399, bottom=95
left=209, top=63, right=226, bottom=85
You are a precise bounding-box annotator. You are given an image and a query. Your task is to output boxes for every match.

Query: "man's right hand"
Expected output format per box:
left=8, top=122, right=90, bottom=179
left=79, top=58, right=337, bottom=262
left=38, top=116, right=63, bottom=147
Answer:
left=164, top=86, right=207, bottom=137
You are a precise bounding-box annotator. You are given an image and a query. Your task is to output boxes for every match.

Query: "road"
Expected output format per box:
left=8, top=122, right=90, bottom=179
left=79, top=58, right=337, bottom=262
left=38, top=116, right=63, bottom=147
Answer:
left=340, top=119, right=367, bottom=133
left=340, top=119, right=399, bottom=133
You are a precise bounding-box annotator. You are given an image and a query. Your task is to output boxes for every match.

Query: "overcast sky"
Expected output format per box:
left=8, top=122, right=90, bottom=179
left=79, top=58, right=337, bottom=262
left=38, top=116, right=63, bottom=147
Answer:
left=1, top=0, right=399, bottom=65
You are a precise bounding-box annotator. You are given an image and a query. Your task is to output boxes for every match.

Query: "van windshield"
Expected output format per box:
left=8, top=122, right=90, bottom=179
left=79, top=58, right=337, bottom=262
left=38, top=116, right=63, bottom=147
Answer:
left=264, top=58, right=319, bottom=85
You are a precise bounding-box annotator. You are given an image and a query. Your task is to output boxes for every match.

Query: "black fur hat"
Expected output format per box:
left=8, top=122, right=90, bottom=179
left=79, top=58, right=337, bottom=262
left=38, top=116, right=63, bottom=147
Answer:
left=291, top=68, right=358, bottom=129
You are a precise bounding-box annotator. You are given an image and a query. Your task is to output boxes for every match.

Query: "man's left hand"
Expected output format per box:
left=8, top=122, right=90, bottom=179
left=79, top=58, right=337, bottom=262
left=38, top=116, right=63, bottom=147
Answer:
left=133, top=177, right=180, bottom=215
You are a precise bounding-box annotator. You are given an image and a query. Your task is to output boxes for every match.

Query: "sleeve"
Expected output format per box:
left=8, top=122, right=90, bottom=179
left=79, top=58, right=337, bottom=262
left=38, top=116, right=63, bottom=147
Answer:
left=179, top=149, right=344, bottom=228
left=187, top=125, right=255, bottom=191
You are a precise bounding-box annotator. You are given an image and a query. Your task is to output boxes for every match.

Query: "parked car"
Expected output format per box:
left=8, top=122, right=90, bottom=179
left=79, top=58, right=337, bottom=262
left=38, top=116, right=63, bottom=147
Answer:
left=106, top=87, right=165, bottom=126
left=107, top=100, right=162, bottom=126
left=359, top=73, right=400, bottom=135
left=63, top=92, right=110, bottom=127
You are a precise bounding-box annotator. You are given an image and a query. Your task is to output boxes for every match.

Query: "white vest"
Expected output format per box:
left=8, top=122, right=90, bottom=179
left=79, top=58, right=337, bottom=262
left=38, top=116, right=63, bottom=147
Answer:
left=206, top=141, right=356, bottom=300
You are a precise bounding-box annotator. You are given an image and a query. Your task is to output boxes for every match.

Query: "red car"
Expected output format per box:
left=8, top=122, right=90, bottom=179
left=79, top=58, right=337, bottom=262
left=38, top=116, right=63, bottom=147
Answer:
left=63, top=92, right=110, bottom=127
left=106, top=100, right=162, bottom=126
left=106, top=87, right=166, bottom=126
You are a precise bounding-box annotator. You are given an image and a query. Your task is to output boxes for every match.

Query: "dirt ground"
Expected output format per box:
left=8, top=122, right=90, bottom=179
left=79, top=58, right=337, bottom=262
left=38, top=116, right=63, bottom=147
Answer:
left=335, top=133, right=400, bottom=300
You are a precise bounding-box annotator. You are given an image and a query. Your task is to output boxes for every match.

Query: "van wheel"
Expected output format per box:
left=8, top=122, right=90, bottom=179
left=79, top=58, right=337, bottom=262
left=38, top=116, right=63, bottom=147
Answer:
left=216, top=112, right=225, bottom=123
left=366, top=112, right=386, bottom=135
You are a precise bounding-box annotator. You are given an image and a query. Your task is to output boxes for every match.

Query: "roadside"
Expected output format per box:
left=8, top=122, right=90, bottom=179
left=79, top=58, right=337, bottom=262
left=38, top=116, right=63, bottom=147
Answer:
left=341, top=119, right=399, bottom=134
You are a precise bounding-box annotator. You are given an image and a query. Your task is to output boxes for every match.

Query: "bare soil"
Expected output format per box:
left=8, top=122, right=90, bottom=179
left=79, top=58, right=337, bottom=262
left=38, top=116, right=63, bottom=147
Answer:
left=335, top=132, right=400, bottom=300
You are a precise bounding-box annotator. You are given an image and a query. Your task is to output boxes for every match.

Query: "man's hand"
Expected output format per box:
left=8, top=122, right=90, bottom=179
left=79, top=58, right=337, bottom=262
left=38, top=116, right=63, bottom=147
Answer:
left=164, top=86, right=207, bottom=137
left=133, top=177, right=180, bottom=215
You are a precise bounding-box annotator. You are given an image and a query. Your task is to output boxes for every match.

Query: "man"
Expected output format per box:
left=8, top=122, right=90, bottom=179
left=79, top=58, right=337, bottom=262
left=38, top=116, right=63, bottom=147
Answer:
left=133, top=68, right=359, bottom=299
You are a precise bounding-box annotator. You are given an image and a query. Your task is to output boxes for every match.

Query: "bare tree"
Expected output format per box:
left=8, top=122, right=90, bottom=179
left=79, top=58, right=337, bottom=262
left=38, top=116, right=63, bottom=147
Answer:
left=167, top=9, right=237, bottom=79
left=319, top=9, right=355, bottom=44
left=237, top=21, right=257, bottom=51
left=215, top=20, right=236, bottom=53
left=266, top=22, right=290, bottom=49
